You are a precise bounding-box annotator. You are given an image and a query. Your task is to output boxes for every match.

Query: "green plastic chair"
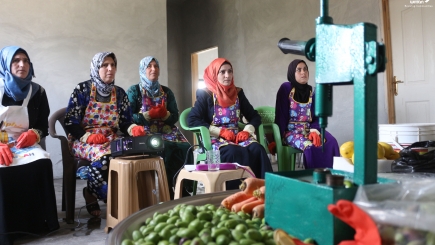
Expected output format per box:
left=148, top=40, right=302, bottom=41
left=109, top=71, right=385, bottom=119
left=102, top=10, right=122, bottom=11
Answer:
left=179, top=107, right=213, bottom=164
left=255, top=106, right=302, bottom=171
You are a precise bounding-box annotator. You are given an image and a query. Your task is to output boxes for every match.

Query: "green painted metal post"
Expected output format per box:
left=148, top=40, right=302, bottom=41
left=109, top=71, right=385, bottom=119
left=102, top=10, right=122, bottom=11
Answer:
left=270, top=1, right=387, bottom=243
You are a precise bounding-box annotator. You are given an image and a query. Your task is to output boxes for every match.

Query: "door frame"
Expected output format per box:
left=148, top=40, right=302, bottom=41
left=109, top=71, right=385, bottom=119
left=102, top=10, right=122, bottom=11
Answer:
left=381, top=0, right=396, bottom=124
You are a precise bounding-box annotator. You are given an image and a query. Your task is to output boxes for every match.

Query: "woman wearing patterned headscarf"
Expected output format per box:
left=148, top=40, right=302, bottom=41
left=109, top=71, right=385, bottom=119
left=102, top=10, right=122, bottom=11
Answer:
left=188, top=58, right=273, bottom=183
left=275, top=59, right=339, bottom=169
left=0, top=46, right=59, bottom=245
left=127, top=56, right=192, bottom=199
left=64, top=52, right=145, bottom=216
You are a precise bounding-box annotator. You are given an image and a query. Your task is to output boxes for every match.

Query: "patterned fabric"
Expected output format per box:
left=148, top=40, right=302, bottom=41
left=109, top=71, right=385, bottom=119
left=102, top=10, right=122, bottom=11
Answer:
left=70, top=83, right=119, bottom=200
left=64, top=81, right=133, bottom=140
left=90, top=52, right=116, bottom=96
left=140, top=86, right=187, bottom=142
left=139, top=56, right=160, bottom=97
left=210, top=93, right=256, bottom=150
left=0, top=46, right=38, bottom=101
left=284, top=87, right=314, bottom=150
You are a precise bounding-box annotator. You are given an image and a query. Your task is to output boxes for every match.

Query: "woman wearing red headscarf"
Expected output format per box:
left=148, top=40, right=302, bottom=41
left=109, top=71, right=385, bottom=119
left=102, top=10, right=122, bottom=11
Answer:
left=188, top=58, right=273, bottom=180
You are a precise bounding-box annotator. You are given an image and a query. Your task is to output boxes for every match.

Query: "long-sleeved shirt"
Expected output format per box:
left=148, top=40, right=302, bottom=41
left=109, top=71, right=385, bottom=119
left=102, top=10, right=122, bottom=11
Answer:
left=275, top=82, right=320, bottom=137
left=127, top=84, right=180, bottom=127
left=188, top=88, right=261, bottom=128
left=1, top=84, right=50, bottom=137
left=64, top=80, right=133, bottom=139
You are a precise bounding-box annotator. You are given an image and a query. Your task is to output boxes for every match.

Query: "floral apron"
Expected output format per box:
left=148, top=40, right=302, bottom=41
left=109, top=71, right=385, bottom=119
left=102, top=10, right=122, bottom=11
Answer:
left=141, top=86, right=191, bottom=198
left=0, top=83, right=50, bottom=167
left=210, top=94, right=256, bottom=150
left=71, top=84, right=119, bottom=199
left=284, top=88, right=314, bottom=150
left=140, top=86, right=187, bottom=142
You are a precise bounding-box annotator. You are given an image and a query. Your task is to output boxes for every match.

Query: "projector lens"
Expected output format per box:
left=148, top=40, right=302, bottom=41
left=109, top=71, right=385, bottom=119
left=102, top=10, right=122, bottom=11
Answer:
left=150, top=137, right=161, bottom=148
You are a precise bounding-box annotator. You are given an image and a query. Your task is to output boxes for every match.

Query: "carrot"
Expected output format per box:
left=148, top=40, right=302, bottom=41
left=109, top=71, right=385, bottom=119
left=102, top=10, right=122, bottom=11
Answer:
left=239, top=178, right=265, bottom=195
left=221, top=191, right=252, bottom=210
left=241, top=199, right=264, bottom=214
left=253, top=186, right=265, bottom=200
left=231, top=197, right=257, bottom=213
left=252, top=204, right=265, bottom=219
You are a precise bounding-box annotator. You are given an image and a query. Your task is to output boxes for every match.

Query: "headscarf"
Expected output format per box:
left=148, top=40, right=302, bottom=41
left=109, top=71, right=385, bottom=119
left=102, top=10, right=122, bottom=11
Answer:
left=90, top=52, right=117, bottom=96
left=203, top=58, right=237, bottom=108
left=287, top=59, right=312, bottom=103
left=139, top=56, right=160, bottom=97
left=0, top=46, right=39, bottom=101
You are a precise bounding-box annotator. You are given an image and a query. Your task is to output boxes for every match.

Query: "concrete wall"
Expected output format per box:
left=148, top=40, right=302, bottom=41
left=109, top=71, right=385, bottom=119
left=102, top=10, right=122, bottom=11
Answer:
left=0, top=0, right=167, bottom=178
left=174, top=0, right=388, bottom=147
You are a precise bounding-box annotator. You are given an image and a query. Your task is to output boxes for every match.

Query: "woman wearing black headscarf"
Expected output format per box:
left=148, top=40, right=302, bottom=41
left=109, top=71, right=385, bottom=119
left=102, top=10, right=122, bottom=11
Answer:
left=0, top=46, right=59, bottom=245
left=275, top=59, right=339, bottom=169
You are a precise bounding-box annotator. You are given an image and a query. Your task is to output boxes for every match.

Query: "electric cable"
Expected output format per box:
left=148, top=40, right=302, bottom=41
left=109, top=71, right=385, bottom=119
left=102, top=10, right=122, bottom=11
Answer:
left=172, top=144, right=201, bottom=193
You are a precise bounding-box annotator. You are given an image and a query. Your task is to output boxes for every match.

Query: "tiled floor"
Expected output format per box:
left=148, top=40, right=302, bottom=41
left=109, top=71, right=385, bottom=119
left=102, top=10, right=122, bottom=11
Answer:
left=13, top=159, right=288, bottom=245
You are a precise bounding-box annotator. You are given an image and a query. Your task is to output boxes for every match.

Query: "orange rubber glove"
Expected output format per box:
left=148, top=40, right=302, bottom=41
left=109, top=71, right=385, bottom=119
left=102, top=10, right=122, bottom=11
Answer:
left=328, top=200, right=381, bottom=245
left=155, top=99, right=168, bottom=118
left=86, top=133, right=109, bottom=144
left=219, top=128, right=236, bottom=142
left=235, top=131, right=250, bottom=144
left=148, top=106, right=159, bottom=119
left=16, top=130, right=38, bottom=148
left=156, top=105, right=168, bottom=118
left=0, top=143, right=13, bottom=166
left=132, top=125, right=146, bottom=137
left=268, top=141, right=277, bottom=155
left=308, top=132, right=321, bottom=147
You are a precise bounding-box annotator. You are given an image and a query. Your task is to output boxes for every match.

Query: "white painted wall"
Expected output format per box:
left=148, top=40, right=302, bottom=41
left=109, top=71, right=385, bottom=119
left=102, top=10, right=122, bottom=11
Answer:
left=0, top=0, right=167, bottom=178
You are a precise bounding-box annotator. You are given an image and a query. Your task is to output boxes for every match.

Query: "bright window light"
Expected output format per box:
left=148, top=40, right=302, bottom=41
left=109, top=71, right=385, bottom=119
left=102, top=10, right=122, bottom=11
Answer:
left=198, top=79, right=206, bottom=89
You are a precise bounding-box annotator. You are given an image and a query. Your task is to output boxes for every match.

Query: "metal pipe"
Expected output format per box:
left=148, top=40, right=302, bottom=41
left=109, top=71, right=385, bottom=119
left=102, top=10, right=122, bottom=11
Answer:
left=277, top=38, right=307, bottom=56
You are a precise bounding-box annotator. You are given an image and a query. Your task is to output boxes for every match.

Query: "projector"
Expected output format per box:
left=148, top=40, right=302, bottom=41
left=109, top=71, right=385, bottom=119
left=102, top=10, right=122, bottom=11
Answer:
left=110, top=135, right=164, bottom=157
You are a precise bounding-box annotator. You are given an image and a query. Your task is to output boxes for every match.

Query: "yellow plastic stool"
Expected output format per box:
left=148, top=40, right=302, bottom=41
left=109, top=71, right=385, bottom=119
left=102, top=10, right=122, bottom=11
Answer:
left=105, top=155, right=170, bottom=233
left=173, top=167, right=252, bottom=199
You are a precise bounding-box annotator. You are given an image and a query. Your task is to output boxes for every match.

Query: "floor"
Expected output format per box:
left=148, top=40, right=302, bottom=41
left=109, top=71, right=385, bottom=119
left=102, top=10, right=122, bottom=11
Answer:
left=13, top=158, right=286, bottom=245
left=15, top=179, right=109, bottom=245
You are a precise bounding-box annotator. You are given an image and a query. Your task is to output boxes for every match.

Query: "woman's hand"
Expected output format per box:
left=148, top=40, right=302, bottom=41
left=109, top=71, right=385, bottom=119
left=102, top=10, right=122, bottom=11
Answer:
left=132, top=125, right=146, bottom=137
left=148, top=99, right=167, bottom=119
left=0, top=143, right=13, bottom=166
left=219, top=128, right=236, bottom=142
left=16, top=130, right=39, bottom=148
left=268, top=141, right=277, bottom=155
left=86, top=134, right=109, bottom=144
left=148, top=106, right=159, bottom=119
left=308, top=132, right=321, bottom=147
left=236, top=131, right=250, bottom=144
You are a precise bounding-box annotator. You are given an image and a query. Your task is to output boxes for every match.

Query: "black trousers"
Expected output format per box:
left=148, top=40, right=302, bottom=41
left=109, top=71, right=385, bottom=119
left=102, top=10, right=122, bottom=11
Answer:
left=0, top=159, right=59, bottom=245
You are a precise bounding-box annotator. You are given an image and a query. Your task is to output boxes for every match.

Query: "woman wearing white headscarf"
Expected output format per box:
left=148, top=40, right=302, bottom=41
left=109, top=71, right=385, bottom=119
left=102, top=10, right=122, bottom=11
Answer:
left=127, top=56, right=192, bottom=199
left=0, top=46, right=59, bottom=245
left=64, top=52, right=145, bottom=216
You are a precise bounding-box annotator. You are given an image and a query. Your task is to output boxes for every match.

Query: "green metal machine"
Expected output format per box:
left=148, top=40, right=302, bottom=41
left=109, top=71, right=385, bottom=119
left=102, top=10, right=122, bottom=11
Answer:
left=265, top=0, right=387, bottom=244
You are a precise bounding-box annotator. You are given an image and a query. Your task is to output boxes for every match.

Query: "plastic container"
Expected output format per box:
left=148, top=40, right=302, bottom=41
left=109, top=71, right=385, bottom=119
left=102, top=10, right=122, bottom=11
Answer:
left=333, top=157, right=393, bottom=173
left=354, top=178, right=435, bottom=244
left=379, top=123, right=435, bottom=145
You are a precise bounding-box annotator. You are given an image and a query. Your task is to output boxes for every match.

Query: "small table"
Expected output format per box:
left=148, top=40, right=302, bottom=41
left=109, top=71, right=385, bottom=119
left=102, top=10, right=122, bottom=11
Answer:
left=174, top=167, right=252, bottom=199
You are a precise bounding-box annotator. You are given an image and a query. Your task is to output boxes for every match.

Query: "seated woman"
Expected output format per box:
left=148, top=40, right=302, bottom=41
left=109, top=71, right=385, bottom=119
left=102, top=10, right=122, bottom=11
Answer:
left=127, top=56, right=192, bottom=199
left=64, top=52, right=145, bottom=216
left=275, top=59, right=339, bottom=169
left=188, top=58, right=273, bottom=181
left=0, top=46, right=59, bottom=245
